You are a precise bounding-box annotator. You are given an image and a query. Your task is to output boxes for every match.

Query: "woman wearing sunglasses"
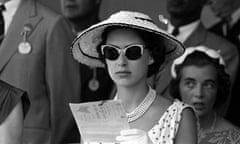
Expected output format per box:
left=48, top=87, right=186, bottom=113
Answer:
left=169, top=46, right=240, bottom=144
left=72, top=11, right=197, bottom=144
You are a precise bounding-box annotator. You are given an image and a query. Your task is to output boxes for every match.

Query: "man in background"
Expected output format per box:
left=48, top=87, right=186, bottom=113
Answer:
left=61, top=0, right=100, bottom=33
left=0, top=0, right=81, bottom=143
left=61, top=0, right=113, bottom=102
left=61, top=0, right=114, bottom=142
left=209, top=0, right=240, bottom=127
left=210, top=0, right=240, bottom=44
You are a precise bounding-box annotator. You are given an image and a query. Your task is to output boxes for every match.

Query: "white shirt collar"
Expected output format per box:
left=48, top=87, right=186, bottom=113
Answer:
left=3, top=0, right=21, bottom=34
left=168, top=20, right=200, bottom=43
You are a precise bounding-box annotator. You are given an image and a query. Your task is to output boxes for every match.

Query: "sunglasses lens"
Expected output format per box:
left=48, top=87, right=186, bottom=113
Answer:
left=101, top=45, right=143, bottom=61
left=125, top=45, right=143, bottom=60
left=102, top=46, right=119, bottom=60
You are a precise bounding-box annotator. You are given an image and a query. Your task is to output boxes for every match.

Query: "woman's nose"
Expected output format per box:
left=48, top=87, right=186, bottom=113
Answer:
left=117, top=52, right=128, bottom=66
left=194, top=84, right=203, bottom=98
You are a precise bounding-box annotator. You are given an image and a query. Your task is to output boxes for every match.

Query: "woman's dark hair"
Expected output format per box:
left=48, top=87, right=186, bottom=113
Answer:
left=96, top=25, right=166, bottom=77
left=169, top=51, right=231, bottom=109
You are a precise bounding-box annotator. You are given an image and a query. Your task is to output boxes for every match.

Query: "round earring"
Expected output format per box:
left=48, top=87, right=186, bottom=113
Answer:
left=148, top=58, right=154, bottom=65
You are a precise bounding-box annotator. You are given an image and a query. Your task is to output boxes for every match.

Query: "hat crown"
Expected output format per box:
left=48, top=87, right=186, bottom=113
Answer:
left=105, top=11, right=159, bottom=30
left=109, top=11, right=152, bottom=22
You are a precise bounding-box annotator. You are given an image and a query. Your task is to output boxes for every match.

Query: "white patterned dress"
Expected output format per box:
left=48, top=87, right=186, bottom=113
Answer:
left=148, top=99, right=192, bottom=144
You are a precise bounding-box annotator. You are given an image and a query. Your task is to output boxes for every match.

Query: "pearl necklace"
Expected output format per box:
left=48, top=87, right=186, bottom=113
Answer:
left=114, top=87, right=156, bottom=122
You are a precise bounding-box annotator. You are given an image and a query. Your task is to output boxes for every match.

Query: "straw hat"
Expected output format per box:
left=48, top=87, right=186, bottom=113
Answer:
left=72, top=10, right=184, bottom=68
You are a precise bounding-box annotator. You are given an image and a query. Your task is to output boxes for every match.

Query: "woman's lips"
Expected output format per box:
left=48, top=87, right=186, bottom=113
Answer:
left=115, top=71, right=131, bottom=77
left=193, top=102, right=205, bottom=111
left=64, top=4, right=77, bottom=9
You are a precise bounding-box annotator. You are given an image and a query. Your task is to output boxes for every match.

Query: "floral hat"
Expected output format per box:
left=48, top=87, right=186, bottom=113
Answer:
left=71, top=10, right=184, bottom=68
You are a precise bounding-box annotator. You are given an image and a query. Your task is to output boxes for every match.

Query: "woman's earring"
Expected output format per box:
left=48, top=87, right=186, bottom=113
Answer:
left=148, top=58, right=154, bottom=65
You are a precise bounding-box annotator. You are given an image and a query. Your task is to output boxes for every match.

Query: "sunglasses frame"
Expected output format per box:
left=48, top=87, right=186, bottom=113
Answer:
left=100, top=44, right=145, bottom=61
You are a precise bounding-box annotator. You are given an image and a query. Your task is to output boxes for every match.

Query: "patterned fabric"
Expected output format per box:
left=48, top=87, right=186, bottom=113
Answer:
left=199, top=128, right=240, bottom=144
left=148, top=99, right=192, bottom=144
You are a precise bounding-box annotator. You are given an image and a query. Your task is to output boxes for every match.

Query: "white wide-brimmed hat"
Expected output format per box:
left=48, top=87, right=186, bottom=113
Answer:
left=71, top=10, right=184, bottom=68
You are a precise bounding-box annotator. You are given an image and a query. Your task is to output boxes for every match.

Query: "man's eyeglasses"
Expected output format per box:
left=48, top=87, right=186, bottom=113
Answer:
left=101, top=44, right=144, bottom=61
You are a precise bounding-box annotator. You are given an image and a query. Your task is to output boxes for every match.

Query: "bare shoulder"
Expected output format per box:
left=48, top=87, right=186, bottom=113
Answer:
left=175, top=101, right=198, bottom=144
left=153, top=94, right=173, bottom=109
left=147, top=95, right=174, bottom=121
left=154, top=96, right=194, bottom=115
left=181, top=107, right=196, bottom=121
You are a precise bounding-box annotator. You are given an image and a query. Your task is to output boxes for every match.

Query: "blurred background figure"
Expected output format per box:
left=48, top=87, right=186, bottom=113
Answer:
left=36, top=0, right=222, bottom=30
left=0, top=0, right=81, bottom=143
left=170, top=46, right=240, bottom=144
left=209, top=0, right=240, bottom=127
left=152, top=0, right=239, bottom=117
left=209, top=0, right=240, bottom=40
left=60, top=0, right=113, bottom=143
left=0, top=80, right=29, bottom=144
left=61, top=0, right=101, bottom=33
left=61, top=0, right=113, bottom=102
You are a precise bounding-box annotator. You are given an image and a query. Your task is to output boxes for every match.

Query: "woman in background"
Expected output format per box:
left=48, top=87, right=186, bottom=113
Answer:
left=170, top=46, right=240, bottom=144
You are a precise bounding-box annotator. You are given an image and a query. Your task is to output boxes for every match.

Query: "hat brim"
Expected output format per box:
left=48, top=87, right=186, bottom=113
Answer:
left=72, top=20, right=184, bottom=69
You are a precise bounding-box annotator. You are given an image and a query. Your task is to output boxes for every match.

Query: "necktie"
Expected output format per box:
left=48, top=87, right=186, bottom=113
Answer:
left=0, top=4, right=5, bottom=44
left=171, top=27, right=179, bottom=37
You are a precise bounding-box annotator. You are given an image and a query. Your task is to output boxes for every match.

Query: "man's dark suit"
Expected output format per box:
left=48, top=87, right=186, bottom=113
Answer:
left=210, top=19, right=240, bottom=127
left=80, top=64, right=113, bottom=102
left=153, top=22, right=239, bottom=115
left=0, top=0, right=81, bottom=143
left=210, top=20, right=240, bottom=47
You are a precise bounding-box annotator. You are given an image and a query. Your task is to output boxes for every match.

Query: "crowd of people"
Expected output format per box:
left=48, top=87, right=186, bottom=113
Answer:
left=0, top=0, right=239, bottom=143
